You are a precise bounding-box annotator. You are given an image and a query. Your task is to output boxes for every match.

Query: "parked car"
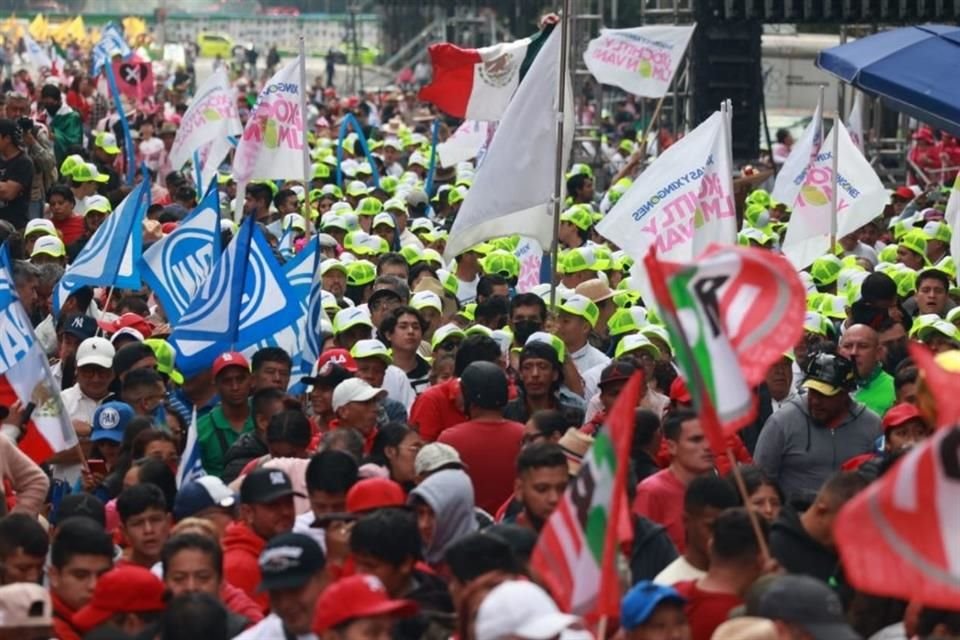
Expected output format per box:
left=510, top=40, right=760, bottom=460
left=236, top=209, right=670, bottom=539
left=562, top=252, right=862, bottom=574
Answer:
left=196, top=32, right=234, bottom=58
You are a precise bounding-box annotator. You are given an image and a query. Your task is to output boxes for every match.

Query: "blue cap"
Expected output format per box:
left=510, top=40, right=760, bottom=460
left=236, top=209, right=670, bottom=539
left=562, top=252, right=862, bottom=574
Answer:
left=173, top=476, right=238, bottom=521
left=621, top=581, right=686, bottom=630
left=90, top=401, right=135, bottom=444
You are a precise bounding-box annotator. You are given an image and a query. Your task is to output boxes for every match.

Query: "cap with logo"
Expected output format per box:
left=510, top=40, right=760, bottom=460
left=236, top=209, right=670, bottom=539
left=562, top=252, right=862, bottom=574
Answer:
left=31, top=235, right=66, bottom=258
left=561, top=247, right=599, bottom=274
left=91, top=401, right=135, bottom=444
left=615, top=334, right=660, bottom=360
left=620, top=581, right=686, bottom=631
left=346, top=258, right=378, bottom=284
left=0, top=583, right=51, bottom=630
left=240, top=468, right=304, bottom=505
left=333, top=307, right=374, bottom=335
left=802, top=352, right=856, bottom=397
left=173, top=476, right=238, bottom=521
left=257, top=532, right=326, bottom=592
left=350, top=339, right=393, bottom=365
left=212, top=351, right=250, bottom=379
left=558, top=294, right=600, bottom=328
left=332, top=378, right=387, bottom=412
left=560, top=204, right=594, bottom=231
left=72, top=565, right=166, bottom=632
left=312, top=575, right=418, bottom=634
left=411, top=290, right=442, bottom=313
left=73, top=162, right=110, bottom=183
left=94, top=131, right=121, bottom=154
left=60, top=314, right=98, bottom=342
left=431, top=323, right=465, bottom=351
left=24, top=218, right=56, bottom=238
left=76, top=337, right=116, bottom=369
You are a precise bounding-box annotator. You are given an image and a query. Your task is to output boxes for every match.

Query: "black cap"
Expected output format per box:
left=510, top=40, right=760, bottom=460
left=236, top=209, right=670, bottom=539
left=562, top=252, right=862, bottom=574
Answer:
left=257, top=532, right=326, bottom=592
left=460, top=361, right=508, bottom=409
left=368, top=286, right=404, bottom=308
left=754, top=575, right=859, bottom=640
left=600, top=360, right=636, bottom=388
left=240, top=468, right=304, bottom=505
left=60, top=314, right=98, bottom=341
left=300, top=362, right=354, bottom=389
left=53, top=493, right=106, bottom=527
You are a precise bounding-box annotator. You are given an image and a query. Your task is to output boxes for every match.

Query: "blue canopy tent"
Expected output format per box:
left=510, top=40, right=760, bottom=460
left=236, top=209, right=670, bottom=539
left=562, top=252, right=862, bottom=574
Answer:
left=816, top=25, right=960, bottom=138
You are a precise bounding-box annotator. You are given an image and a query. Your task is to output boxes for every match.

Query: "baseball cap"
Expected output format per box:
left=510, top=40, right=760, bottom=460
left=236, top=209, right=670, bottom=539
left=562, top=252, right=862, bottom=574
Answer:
left=0, top=583, right=51, bottom=629
left=621, top=581, right=686, bottom=630
left=414, top=442, right=465, bottom=477
left=754, top=575, right=859, bottom=640
left=810, top=254, right=843, bottom=287
left=144, top=338, right=184, bottom=385
left=240, top=468, right=304, bottom=505
left=313, top=575, right=418, bottom=633
left=475, top=580, right=581, bottom=640
left=73, top=162, right=110, bottom=183
left=346, top=477, right=406, bottom=513
left=431, top=323, right=465, bottom=351
left=90, top=401, right=135, bottom=444
left=561, top=247, right=599, bottom=274
left=900, top=229, right=929, bottom=261
left=558, top=294, right=600, bottom=328
left=52, top=493, right=106, bottom=527
left=600, top=361, right=636, bottom=389
left=893, top=186, right=914, bottom=200
left=355, top=197, right=383, bottom=217
left=350, top=339, right=393, bottom=365
left=881, top=402, right=924, bottom=432
left=524, top=332, right=565, bottom=364
left=94, top=131, right=121, bottom=154
left=73, top=566, right=166, bottom=632
left=320, top=258, right=348, bottom=276
left=60, top=314, right=98, bottom=341
left=923, top=220, right=952, bottom=244
left=31, top=235, right=65, bottom=258
left=615, top=333, right=660, bottom=360
left=411, top=290, right=442, bottom=313
left=24, top=218, right=56, bottom=238
left=332, top=378, right=386, bottom=412
left=173, top=476, right=238, bottom=521
left=97, top=313, right=153, bottom=339
left=560, top=205, right=593, bottom=231
left=76, top=337, right=115, bottom=369
left=333, top=307, right=374, bottom=335
left=212, top=351, right=250, bottom=379
left=803, top=310, right=828, bottom=336
left=802, top=352, right=856, bottom=397
left=257, top=532, right=326, bottom=592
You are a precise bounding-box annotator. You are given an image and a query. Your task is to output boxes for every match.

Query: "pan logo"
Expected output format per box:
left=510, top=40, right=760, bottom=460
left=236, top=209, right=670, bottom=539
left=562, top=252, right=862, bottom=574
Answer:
left=159, top=226, right=217, bottom=313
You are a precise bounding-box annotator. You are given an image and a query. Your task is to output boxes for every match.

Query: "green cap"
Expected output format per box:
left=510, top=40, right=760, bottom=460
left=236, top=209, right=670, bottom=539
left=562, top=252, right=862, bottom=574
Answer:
left=350, top=338, right=393, bottom=365
left=431, top=323, right=466, bottom=351
left=346, top=181, right=371, bottom=197
left=923, top=220, right=952, bottom=244
left=900, top=229, right=929, bottom=262
left=333, top=307, right=374, bottom=335
left=144, top=338, right=184, bottom=385
left=312, top=162, right=332, bottom=180
left=892, top=267, right=918, bottom=298
left=615, top=333, right=660, bottom=360
left=561, top=247, right=600, bottom=275
left=346, top=259, right=377, bottom=286
left=810, top=254, right=843, bottom=287
left=422, top=249, right=444, bottom=268
left=818, top=294, right=847, bottom=320
left=481, top=250, right=520, bottom=279
left=60, top=154, right=85, bottom=179
left=565, top=163, right=593, bottom=180
left=558, top=293, right=600, bottom=328
left=803, top=311, right=828, bottom=336
left=458, top=302, right=476, bottom=322
left=347, top=232, right=389, bottom=257
left=400, top=244, right=424, bottom=265
left=560, top=205, right=594, bottom=232
left=524, top=331, right=566, bottom=363
left=745, top=189, right=772, bottom=209
left=878, top=244, right=899, bottom=264
left=73, top=162, right=110, bottom=183
left=355, top=196, right=383, bottom=217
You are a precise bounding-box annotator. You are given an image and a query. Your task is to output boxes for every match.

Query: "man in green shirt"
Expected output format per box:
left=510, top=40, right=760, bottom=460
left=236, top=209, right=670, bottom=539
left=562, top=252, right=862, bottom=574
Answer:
left=839, top=323, right=894, bottom=417
left=197, top=352, right=254, bottom=478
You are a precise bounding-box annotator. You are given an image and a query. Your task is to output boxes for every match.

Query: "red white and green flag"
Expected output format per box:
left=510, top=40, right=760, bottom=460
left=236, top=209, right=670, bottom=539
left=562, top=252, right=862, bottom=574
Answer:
left=531, top=371, right=642, bottom=621
left=419, top=26, right=553, bottom=121
left=644, top=244, right=807, bottom=455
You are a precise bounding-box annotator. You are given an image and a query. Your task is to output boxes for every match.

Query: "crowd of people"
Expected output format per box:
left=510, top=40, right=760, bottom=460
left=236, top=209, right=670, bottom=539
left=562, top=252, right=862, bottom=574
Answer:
left=0, top=14, right=956, bottom=640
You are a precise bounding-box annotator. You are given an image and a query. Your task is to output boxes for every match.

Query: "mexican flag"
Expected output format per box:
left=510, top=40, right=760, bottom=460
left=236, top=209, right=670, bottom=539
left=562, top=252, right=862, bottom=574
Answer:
left=50, top=42, right=66, bottom=76
left=419, top=25, right=553, bottom=121
left=644, top=244, right=807, bottom=455
left=531, top=371, right=641, bottom=620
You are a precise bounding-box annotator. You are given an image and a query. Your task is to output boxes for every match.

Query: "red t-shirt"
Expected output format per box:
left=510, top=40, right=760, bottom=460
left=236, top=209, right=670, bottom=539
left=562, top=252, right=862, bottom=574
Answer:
left=673, top=580, right=743, bottom=640
left=54, top=215, right=86, bottom=246
left=437, top=418, right=524, bottom=514
left=410, top=379, right=467, bottom=442
left=633, top=468, right=687, bottom=552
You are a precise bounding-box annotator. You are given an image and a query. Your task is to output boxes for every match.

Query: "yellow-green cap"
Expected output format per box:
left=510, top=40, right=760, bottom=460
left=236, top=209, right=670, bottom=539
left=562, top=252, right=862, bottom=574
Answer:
left=411, top=291, right=442, bottom=313
left=31, top=235, right=65, bottom=258
left=312, top=162, right=332, bottom=179
left=892, top=267, right=918, bottom=298
left=431, top=323, right=465, bottom=351
left=350, top=338, right=393, bottom=364
left=810, top=254, right=843, bottom=287
left=346, top=181, right=371, bottom=197
left=608, top=306, right=649, bottom=337
left=144, top=338, right=184, bottom=385
left=458, top=302, right=476, bottom=322
left=346, top=259, right=377, bottom=286
left=379, top=176, right=399, bottom=196
left=745, top=189, right=772, bottom=209
left=565, top=163, right=593, bottom=180
left=615, top=333, right=660, bottom=360
left=803, top=311, right=827, bottom=336
left=818, top=294, right=847, bottom=320
left=613, top=290, right=642, bottom=309
left=356, top=196, right=383, bottom=217
left=923, top=220, right=952, bottom=244
left=333, top=307, right=373, bottom=334
left=558, top=293, right=600, bottom=328
left=400, top=245, right=424, bottom=265
left=878, top=244, right=899, bottom=264
left=422, top=249, right=444, bottom=268
left=899, top=229, right=929, bottom=262
left=84, top=195, right=112, bottom=215
left=94, top=131, right=121, bottom=154
left=560, top=205, right=594, bottom=232
left=72, top=162, right=110, bottom=183
left=561, top=247, right=600, bottom=275
left=481, top=250, right=520, bottom=279
left=524, top=331, right=566, bottom=362
left=347, top=232, right=389, bottom=257
left=60, top=153, right=85, bottom=178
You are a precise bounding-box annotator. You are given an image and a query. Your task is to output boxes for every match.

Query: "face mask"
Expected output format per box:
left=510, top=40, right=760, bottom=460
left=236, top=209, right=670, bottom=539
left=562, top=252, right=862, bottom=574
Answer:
left=44, top=102, right=58, bottom=117
left=512, top=320, right=542, bottom=345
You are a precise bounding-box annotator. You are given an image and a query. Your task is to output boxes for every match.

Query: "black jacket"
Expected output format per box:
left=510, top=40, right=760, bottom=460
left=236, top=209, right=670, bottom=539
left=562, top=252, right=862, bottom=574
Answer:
left=394, top=569, right=456, bottom=640
left=221, top=432, right=268, bottom=484
left=769, top=505, right=853, bottom=605
left=630, top=515, right=678, bottom=583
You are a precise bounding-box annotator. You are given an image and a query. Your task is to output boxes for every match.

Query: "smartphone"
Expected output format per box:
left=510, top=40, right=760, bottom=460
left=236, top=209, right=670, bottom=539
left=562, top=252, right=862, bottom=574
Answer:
left=87, top=459, right=108, bottom=475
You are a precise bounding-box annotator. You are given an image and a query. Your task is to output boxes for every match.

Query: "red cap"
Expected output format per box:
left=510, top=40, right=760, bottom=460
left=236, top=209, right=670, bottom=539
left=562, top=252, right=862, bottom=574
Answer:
left=313, top=575, right=418, bottom=633
left=212, top=351, right=250, bottom=378
left=318, top=348, right=358, bottom=373
left=894, top=186, right=914, bottom=200
left=346, top=477, right=406, bottom=514
left=72, top=565, right=166, bottom=632
left=97, top=313, right=154, bottom=339
left=669, top=376, right=692, bottom=404
left=161, top=222, right=179, bottom=234
left=913, top=126, right=935, bottom=143
left=882, top=403, right=924, bottom=432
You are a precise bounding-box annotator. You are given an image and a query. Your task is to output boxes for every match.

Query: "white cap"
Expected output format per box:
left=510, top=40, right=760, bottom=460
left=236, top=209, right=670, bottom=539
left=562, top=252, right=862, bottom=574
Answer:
left=109, top=327, right=145, bottom=344
left=24, top=219, right=56, bottom=237
left=30, top=235, right=66, bottom=258
left=282, top=212, right=306, bottom=232
left=475, top=580, right=582, bottom=640
left=372, top=212, right=395, bottom=229
left=332, top=378, right=386, bottom=411
left=410, top=290, right=442, bottom=313
left=414, top=442, right=464, bottom=477
left=76, top=337, right=116, bottom=369
left=320, top=258, right=347, bottom=276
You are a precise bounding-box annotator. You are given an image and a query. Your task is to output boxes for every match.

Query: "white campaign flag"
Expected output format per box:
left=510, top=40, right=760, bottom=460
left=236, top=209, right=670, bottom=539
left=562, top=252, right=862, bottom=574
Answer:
left=22, top=32, right=52, bottom=70
left=233, top=56, right=307, bottom=183
left=436, top=120, right=493, bottom=168
left=596, top=110, right=737, bottom=264
left=771, top=95, right=823, bottom=209
left=169, top=67, right=243, bottom=171
left=583, top=25, right=695, bottom=98
left=781, top=121, right=888, bottom=269
left=943, top=173, right=960, bottom=263
left=848, top=91, right=864, bottom=152
left=444, top=28, right=574, bottom=259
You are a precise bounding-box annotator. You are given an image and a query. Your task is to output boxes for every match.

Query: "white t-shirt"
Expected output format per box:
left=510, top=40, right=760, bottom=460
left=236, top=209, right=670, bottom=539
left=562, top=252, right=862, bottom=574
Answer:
left=234, top=613, right=317, bottom=640
left=382, top=364, right=416, bottom=410
left=456, top=275, right=479, bottom=305
left=654, top=555, right=706, bottom=586
left=571, top=343, right=610, bottom=379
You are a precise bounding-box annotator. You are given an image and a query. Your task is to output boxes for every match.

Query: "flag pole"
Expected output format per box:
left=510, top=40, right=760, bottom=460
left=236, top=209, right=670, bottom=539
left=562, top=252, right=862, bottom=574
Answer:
left=548, top=0, right=572, bottom=309
left=298, top=34, right=313, bottom=239
left=725, top=449, right=771, bottom=561
left=829, top=100, right=839, bottom=251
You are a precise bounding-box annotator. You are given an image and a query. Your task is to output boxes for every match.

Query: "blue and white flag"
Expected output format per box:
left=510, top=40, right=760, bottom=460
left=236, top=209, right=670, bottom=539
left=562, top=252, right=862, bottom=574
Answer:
left=22, top=32, right=52, bottom=70
left=278, top=227, right=296, bottom=261
left=92, top=22, right=132, bottom=75
left=169, top=215, right=303, bottom=378
left=175, top=408, right=205, bottom=488
left=284, top=235, right=317, bottom=307
left=141, top=184, right=222, bottom=324
left=53, top=178, right=150, bottom=315
left=278, top=237, right=320, bottom=393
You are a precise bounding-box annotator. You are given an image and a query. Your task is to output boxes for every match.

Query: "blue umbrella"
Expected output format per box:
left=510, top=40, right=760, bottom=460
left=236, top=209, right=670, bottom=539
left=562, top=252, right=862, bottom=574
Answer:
left=816, top=25, right=960, bottom=137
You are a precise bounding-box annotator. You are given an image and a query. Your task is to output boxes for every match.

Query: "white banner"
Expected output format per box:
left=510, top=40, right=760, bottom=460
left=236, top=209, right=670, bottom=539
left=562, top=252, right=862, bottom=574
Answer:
left=233, top=56, right=307, bottom=183
left=847, top=91, right=864, bottom=152
left=771, top=96, right=823, bottom=209
left=781, top=121, right=887, bottom=269
left=597, top=110, right=737, bottom=263
left=437, top=120, right=493, bottom=168
left=583, top=25, right=695, bottom=98
left=169, top=67, right=242, bottom=171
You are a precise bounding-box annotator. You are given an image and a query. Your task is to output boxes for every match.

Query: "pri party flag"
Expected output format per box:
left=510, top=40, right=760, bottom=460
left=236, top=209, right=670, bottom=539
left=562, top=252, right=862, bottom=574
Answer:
left=443, top=27, right=574, bottom=259
left=53, top=178, right=151, bottom=315
left=531, top=371, right=642, bottom=619
left=0, top=246, right=76, bottom=463
left=168, top=215, right=303, bottom=379
left=644, top=244, right=807, bottom=454
left=419, top=25, right=554, bottom=121
left=583, top=25, right=695, bottom=98
left=780, top=120, right=888, bottom=269
left=771, top=94, right=823, bottom=209
left=140, top=183, right=222, bottom=324
left=233, top=56, right=307, bottom=184
left=596, top=108, right=736, bottom=264
left=169, top=67, right=243, bottom=182
left=908, top=343, right=960, bottom=429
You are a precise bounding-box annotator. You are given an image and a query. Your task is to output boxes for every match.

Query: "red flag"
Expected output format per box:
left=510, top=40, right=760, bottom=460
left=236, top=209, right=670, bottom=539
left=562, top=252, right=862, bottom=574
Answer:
left=908, top=342, right=960, bottom=428
left=531, top=371, right=642, bottom=621
left=111, top=56, right=155, bottom=103
left=835, top=425, right=960, bottom=608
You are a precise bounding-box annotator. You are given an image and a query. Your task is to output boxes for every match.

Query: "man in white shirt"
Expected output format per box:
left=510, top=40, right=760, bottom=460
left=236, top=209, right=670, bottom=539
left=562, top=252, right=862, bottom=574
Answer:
left=654, top=476, right=740, bottom=586
left=556, top=294, right=610, bottom=382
